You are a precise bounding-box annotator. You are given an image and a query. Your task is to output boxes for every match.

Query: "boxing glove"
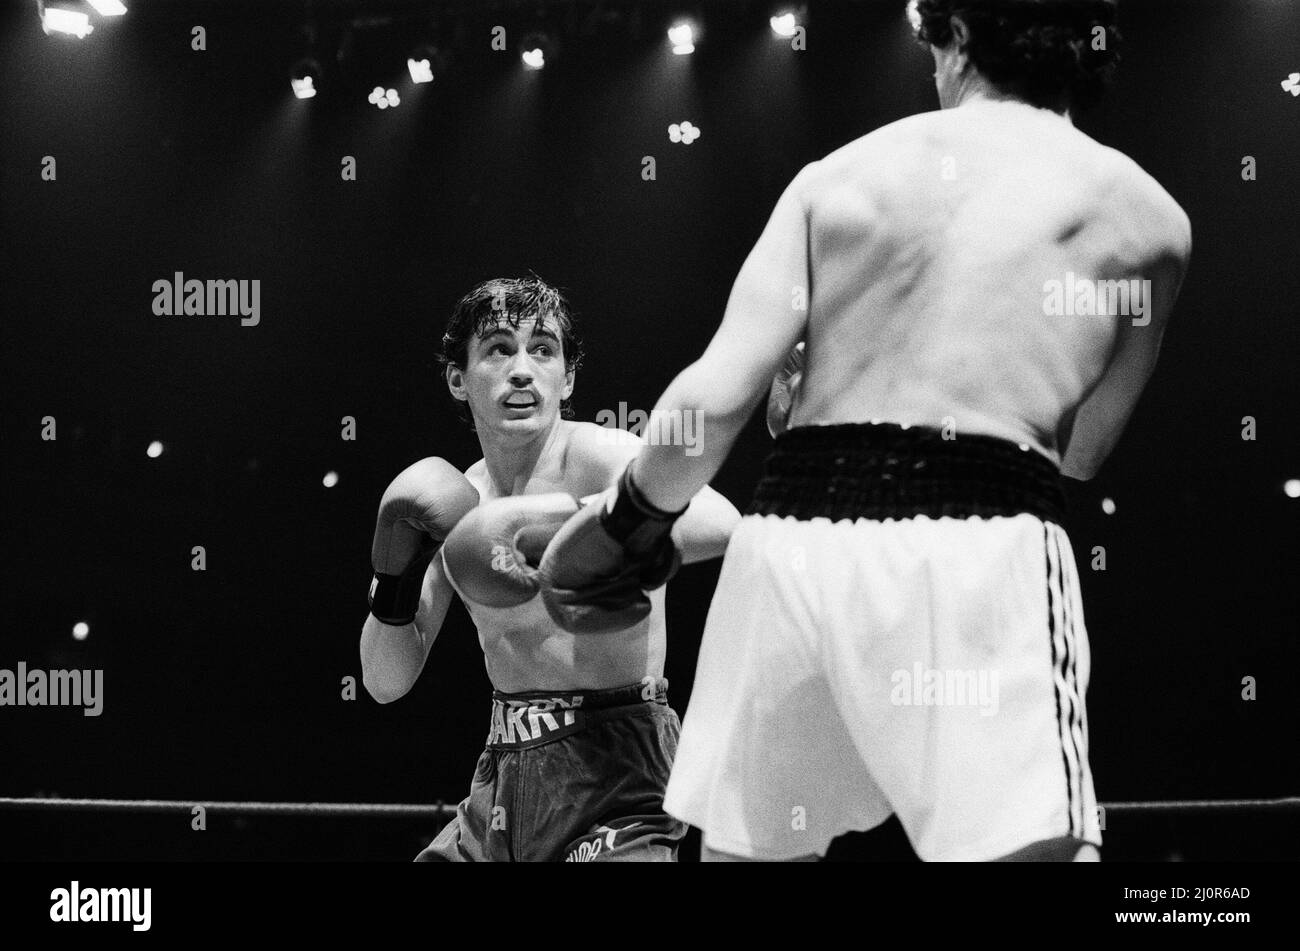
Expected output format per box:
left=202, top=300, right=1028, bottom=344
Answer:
left=540, top=465, right=684, bottom=635
left=766, top=340, right=806, bottom=437
left=442, top=493, right=581, bottom=608
left=369, top=457, right=480, bottom=625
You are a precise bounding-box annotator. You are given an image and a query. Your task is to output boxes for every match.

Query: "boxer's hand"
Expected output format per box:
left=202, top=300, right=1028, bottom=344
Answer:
left=540, top=467, right=684, bottom=635
left=442, top=493, right=580, bottom=608
left=369, top=457, right=479, bottom=626
left=766, top=341, right=806, bottom=438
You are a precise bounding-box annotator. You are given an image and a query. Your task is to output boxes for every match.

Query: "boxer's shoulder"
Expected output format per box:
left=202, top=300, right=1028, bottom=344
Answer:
left=814, top=111, right=943, bottom=169
left=559, top=420, right=640, bottom=496
left=462, top=458, right=488, bottom=500
left=1096, top=148, right=1192, bottom=255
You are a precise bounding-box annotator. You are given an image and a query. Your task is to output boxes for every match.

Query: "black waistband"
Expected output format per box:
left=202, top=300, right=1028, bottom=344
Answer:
left=485, top=678, right=669, bottom=750
left=746, top=422, right=1065, bottom=523
left=491, top=677, right=668, bottom=710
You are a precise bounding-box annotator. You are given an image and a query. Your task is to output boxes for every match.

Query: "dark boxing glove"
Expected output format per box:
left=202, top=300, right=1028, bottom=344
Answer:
left=368, top=457, right=479, bottom=625
left=540, top=465, right=685, bottom=635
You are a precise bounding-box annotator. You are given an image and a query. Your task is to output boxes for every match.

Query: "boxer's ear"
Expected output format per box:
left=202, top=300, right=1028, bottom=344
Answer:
left=445, top=363, right=468, bottom=402
left=562, top=367, right=575, bottom=401
left=949, top=14, right=971, bottom=65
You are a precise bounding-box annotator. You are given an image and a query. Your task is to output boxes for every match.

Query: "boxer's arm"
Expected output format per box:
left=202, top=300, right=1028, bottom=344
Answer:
left=568, top=423, right=740, bottom=563
left=671, top=486, right=740, bottom=563
left=630, top=164, right=817, bottom=513
left=359, top=549, right=455, bottom=704
left=1061, top=211, right=1191, bottom=481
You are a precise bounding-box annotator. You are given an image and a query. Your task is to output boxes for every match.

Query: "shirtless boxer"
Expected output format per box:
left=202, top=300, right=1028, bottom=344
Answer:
left=359, top=276, right=738, bottom=861
left=542, top=0, right=1191, bottom=861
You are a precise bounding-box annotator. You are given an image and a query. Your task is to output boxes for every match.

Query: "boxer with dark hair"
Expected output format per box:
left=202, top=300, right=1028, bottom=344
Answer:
left=360, top=275, right=739, bottom=862
left=542, top=0, right=1190, bottom=861
left=909, top=0, right=1121, bottom=110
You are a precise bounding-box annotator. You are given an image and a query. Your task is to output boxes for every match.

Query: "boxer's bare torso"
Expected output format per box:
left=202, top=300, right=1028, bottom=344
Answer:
left=450, top=421, right=667, bottom=694
left=791, top=100, right=1191, bottom=474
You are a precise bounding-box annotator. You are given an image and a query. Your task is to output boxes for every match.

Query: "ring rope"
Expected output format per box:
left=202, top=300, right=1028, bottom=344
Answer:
left=0, top=797, right=455, bottom=818
left=0, top=796, right=1296, bottom=818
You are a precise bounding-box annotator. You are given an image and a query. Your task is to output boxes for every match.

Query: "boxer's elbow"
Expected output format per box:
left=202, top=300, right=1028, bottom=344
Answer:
left=1060, top=461, right=1097, bottom=482
left=359, top=620, right=419, bottom=703
left=677, top=490, right=741, bottom=563
left=362, top=666, right=413, bottom=704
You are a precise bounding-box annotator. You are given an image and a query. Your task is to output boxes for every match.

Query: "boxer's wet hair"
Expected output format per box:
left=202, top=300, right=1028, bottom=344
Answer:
left=438, top=275, right=585, bottom=426
left=909, top=0, right=1121, bottom=110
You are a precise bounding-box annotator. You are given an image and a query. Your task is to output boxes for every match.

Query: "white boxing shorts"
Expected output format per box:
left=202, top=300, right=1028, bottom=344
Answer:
left=664, top=422, right=1101, bottom=861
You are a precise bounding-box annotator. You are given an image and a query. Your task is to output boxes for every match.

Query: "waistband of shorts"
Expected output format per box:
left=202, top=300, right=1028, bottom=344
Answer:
left=485, top=677, right=669, bottom=751
left=745, top=422, right=1066, bottom=523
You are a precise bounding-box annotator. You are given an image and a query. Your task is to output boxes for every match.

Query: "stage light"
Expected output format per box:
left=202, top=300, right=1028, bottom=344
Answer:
left=291, top=59, right=320, bottom=99
left=72, top=622, right=90, bottom=641
left=368, top=86, right=400, bottom=109
left=323, top=471, right=339, bottom=488
left=86, top=0, right=127, bottom=15
left=906, top=0, right=923, bottom=32
left=407, top=43, right=447, bottom=84
left=668, top=121, right=701, bottom=144
left=1101, top=497, right=1116, bottom=515
left=668, top=23, right=695, bottom=55
left=408, top=57, right=433, bottom=83
left=1284, top=479, right=1300, bottom=498
left=146, top=440, right=164, bottom=458
left=519, top=31, right=555, bottom=71
left=770, top=12, right=798, bottom=37
left=1283, top=73, right=1300, bottom=97
left=40, top=4, right=94, bottom=38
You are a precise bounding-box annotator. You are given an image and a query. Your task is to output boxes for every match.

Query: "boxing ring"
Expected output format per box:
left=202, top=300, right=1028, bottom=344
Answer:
left=3, top=795, right=1295, bottom=860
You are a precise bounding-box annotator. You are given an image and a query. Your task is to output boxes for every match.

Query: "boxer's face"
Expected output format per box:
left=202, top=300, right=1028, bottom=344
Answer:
left=449, top=315, right=574, bottom=437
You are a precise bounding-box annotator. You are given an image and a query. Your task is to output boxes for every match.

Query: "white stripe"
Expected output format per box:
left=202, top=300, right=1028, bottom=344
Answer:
left=1056, top=527, right=1086, bottom=836
left=1048, top=523, right=1082, bottom=837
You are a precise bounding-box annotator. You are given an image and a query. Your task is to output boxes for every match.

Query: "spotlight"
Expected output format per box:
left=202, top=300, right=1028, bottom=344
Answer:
left=368, top=86, right=400, bottom=109
left=520, top=31, right=554, bottom=70
left=770, top=12, right=798, bottom=37
left=667, top=22, right=694, bottom=55
left=407, top=43, right=444, bottom=84
left=668, top=121, right=701, bottom=144
left=906, top=0, right=923, bottom=33
left=408, top=57, right=433, bottom=83
left=1284, top=479, right=1300, bottom=499
left=85, top=0, right=127, bottom=15
left=290, top=58, right=320, bottom=99
left=1101, top=497, right=1116, bottom=515
left=39, top=3, right=94, bottom=38
left=146, top=440, right=164, bottom=458
left=72, top=622, right=90, bottom=641
left=323, top=471, right=339, bottom=489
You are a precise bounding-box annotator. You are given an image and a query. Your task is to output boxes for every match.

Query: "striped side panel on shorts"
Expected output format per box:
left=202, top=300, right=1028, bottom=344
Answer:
left=1044, top=522, right=1084, bottom=837
left=1056, top=527, right=1090, bottom=835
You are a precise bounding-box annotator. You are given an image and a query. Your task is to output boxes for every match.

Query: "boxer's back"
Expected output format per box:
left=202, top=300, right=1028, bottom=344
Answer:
left=794, top=99, right=1188, bottom=466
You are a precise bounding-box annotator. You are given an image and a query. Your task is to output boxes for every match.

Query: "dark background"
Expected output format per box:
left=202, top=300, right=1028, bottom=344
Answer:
left=1, top=0, right=1296, bottom=861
